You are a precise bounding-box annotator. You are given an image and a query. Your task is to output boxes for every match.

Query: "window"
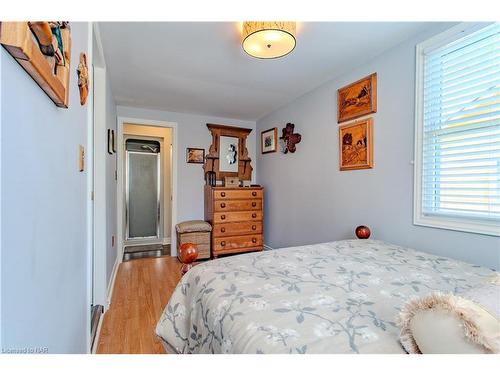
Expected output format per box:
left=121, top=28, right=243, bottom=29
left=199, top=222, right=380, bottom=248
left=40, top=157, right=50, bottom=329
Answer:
left=414, top=23, right=500, bottom=236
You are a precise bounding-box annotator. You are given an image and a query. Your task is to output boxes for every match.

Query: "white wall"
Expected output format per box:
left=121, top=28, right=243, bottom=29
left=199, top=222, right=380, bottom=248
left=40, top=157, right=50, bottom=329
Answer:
left=117, top=106, right=257, bottom=246
left=94, top=64, right=117, bottom=307
left=104, top=72, right=117, bottom=286
left=1, top=23, right=91, bottom=352
left=92, top=25, right=118, bottom=305
left=256, top=24, right=500, bottom=270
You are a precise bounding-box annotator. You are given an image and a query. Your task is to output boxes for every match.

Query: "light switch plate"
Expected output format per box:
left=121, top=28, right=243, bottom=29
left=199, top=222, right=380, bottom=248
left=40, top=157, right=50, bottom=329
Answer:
left=79, top=145, right=85, bottom=172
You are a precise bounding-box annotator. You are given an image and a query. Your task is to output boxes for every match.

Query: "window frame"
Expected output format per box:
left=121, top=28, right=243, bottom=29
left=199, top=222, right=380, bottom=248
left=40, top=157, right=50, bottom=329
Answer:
left=413, top=22, right=500, bottom=237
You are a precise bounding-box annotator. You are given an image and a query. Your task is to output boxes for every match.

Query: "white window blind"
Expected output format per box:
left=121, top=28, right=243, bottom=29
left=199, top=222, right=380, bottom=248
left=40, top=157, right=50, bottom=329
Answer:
left=416, top=23, right=500, bottom=235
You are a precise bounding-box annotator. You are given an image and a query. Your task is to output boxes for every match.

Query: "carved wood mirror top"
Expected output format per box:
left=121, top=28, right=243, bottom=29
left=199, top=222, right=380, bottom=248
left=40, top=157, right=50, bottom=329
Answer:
left=204, top=123, right=253, bottom=181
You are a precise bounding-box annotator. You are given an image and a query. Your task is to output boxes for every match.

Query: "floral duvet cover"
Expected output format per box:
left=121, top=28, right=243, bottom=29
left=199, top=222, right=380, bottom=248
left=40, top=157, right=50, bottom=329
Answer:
left=156, top=240, right=496, bottom=353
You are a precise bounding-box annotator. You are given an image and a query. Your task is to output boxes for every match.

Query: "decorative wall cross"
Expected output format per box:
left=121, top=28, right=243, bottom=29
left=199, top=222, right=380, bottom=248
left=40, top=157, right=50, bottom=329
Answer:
left=280, top=123, right=301, bottom=154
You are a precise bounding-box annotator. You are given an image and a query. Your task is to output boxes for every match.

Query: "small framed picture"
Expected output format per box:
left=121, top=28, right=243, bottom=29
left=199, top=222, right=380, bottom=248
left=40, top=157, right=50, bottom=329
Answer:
left=261, top=127, right=278, bottom=154
left=186, top=148, right=205, bottom=164
left=339, top=118, right=373, bottom=171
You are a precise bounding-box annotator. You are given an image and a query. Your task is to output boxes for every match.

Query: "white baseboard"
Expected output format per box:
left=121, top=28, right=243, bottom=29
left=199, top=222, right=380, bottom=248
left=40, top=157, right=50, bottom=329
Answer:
left=106, top=257, right=119, bottom=310
left=263, top=244, right=274, bottom=251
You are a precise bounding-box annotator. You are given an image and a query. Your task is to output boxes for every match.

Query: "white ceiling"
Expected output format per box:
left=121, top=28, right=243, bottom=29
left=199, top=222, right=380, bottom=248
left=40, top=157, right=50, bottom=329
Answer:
left=99, top=22, right=437, bottom=121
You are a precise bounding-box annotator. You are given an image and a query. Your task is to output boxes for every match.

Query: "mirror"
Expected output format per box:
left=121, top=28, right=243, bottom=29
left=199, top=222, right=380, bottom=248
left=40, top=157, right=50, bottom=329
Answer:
left=219, top=136, right=239, bottom=172
left=204, top=123, right=253, bottom=182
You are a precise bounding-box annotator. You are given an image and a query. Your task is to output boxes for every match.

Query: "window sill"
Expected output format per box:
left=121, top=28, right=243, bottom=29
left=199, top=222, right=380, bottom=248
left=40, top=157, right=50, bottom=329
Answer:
left=414, top=214, right=500, bottom=237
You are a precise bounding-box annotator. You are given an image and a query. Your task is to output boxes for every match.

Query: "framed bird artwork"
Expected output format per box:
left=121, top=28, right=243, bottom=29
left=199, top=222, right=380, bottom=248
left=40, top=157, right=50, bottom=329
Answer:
left=337, top=73, right=377, bottom=123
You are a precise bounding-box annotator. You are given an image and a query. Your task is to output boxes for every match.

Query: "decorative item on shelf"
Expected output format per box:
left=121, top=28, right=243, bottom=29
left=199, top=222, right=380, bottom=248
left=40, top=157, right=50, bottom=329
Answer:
left=224, top=176, right=240, bottom=188
left=261, top=127, right=278, bottom=154
left=0, top=22, right=72, bottom=107
left=338, top=73, right=377, bottom=123
left=178, top=242, right=199, bottom=274
left=203, top=124, right=253, bottom=182
left=242, top=22, right=296, bottom=59
left=339, top=118, right=373, bottom=171
left=279, top=123, right=301, bottom=154
left=186, top=148, right=205, bottom=164
left=205, top=171, right=216, bottom=186
left=355, top=225, right=371, bottom=239
left=49, top=22, right=65, bottom=67
left=77, top=52, right=89, bottom=105
left=60, top=23, right=71, bottom=61
left=29, top=22, right=55, bottom=56
left=241, top=180, right=251, bottom=187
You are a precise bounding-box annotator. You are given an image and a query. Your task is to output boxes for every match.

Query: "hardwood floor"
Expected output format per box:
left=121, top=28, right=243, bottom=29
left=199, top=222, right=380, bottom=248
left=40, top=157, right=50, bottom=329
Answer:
left=96, top=255, right=182, bottom=354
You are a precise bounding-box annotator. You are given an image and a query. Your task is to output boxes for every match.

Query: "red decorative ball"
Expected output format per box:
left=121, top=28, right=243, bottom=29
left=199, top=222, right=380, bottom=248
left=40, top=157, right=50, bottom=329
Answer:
left=179, top=242, right=198, bottom=264
left=355, top=225, right=371, bottom=239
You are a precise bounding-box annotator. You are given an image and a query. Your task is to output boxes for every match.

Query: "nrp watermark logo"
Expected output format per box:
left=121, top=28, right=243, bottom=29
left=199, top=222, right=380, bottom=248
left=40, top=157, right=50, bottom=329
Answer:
left=2, top=347, right=49, bottom=354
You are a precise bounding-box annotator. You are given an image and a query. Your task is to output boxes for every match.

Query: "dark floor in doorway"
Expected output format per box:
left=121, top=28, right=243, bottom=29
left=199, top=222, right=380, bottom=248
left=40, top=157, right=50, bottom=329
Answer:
left=123, top=244, right=171, bottom=261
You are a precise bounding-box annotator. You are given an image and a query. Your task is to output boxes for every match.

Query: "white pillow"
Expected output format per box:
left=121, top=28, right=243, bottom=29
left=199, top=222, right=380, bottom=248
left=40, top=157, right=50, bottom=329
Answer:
left=398, top=292, right=500, bottom=354
left=461, top=277, right=500, bottom=317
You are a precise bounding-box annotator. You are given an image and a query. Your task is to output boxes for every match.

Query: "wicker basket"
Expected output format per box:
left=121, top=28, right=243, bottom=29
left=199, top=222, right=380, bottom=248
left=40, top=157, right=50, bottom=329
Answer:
left=176, top=221, right=211, bottom=260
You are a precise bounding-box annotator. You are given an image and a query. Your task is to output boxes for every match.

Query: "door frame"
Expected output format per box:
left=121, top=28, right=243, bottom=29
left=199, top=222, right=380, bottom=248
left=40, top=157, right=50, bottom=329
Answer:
left=85, top=22, right=96, bottom=354
left=91, top=59, right=107, bottom=313
left=88, top=22, right=110, bottom=353
left=116, top=117, right=178, bottom=263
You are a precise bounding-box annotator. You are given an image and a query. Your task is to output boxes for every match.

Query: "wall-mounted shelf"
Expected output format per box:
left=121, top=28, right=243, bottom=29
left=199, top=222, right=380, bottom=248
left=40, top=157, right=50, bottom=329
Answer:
left=0, top=22, right=71, bottom=108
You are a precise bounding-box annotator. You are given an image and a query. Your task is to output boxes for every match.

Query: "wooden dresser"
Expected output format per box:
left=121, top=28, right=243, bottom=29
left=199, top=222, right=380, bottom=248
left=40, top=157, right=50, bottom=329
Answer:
left=204, top=186, right=264, bottom=258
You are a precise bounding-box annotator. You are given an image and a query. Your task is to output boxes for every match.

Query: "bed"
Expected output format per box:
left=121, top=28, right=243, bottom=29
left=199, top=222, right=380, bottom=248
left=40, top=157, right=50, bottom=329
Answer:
left=155, top=239, right=497, bottom=354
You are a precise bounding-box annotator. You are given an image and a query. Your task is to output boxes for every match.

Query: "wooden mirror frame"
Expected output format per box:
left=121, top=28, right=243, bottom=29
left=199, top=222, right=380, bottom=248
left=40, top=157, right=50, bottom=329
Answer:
left=204, top=123, right=253, bottom=182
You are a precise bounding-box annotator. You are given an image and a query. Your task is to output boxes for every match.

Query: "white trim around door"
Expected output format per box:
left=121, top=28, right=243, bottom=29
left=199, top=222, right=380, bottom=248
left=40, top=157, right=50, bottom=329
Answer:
left=116, top=117, right=179, bottom=264
left=85, top=22, right=96, bottom=354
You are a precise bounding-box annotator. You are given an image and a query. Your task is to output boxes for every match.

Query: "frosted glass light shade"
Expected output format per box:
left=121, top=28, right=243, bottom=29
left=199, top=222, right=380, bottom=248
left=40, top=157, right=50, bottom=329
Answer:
left=242, top=22, right=296, bottom=59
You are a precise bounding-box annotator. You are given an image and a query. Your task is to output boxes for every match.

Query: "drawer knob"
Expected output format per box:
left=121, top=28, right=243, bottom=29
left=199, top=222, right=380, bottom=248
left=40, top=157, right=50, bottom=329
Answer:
left=252, top=202, right=257, bottom=207
left=221, top=241, right=226, bottom=246
left=221, top=203, right=226, bottom=208
left=221, top=227, right=226, bottom=233
left=252, top=213, right=257, bottom=218
left=252, top=238, right=257, bottom=243
left=252, top=191, right=257, bottom=197
left=221, top=215, right=226, bottom=220
left=221, top=192, right=226, bottom=197
left=252, top=225, right=256, bottom=230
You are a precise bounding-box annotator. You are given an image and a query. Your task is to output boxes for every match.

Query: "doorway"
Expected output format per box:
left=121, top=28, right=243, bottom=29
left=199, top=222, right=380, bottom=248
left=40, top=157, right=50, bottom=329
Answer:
left=118, top=122, right=176, bottom=262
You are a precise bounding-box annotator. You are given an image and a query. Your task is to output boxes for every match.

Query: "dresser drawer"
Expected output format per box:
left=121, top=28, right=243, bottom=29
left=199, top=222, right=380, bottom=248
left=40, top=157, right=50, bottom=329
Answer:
left=214, top=189, right=262, bottom=200
left=213, top=222, right=262, bottom=237
left=214, top=199, right=262, bottom=212
left=213, top=234, right=263, bottom=252
left=213, top=210, right=262, bottom=223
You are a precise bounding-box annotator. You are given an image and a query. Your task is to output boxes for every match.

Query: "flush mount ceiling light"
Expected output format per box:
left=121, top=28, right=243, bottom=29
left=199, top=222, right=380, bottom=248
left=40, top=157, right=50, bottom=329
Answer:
left=242, top=22, right=296, bottom=59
